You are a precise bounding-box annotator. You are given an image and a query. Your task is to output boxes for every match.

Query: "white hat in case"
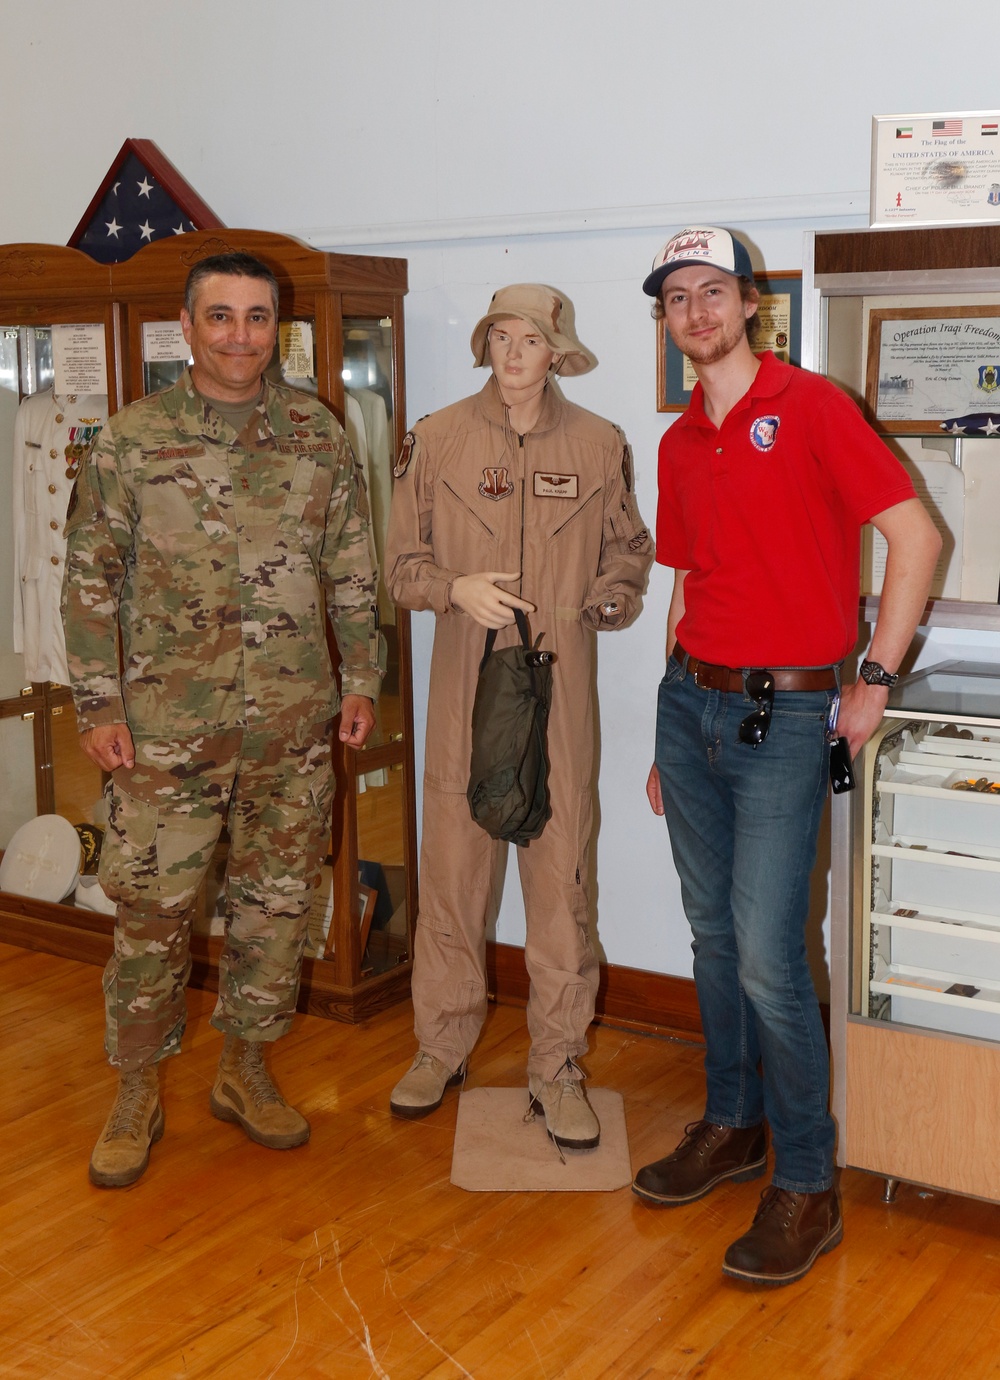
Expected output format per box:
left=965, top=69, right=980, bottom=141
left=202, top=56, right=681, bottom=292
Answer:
left=0, top=814, right=83, bottom=903
left=73, top=875, right=117, bottom=915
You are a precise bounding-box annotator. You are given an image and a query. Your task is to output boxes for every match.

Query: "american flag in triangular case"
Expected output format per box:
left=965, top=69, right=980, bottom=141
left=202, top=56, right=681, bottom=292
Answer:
left=68, top=138, right=223, bottom=263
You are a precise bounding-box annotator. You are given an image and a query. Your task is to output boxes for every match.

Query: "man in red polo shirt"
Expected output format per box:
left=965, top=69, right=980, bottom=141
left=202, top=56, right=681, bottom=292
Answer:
left=632, top=226, right=940, bottom=1285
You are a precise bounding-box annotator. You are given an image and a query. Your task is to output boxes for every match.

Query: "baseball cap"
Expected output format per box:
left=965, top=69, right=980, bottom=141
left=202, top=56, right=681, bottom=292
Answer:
left=470, top=283, right=597, bottom=376
left=642, top=227, right=754, bottom=297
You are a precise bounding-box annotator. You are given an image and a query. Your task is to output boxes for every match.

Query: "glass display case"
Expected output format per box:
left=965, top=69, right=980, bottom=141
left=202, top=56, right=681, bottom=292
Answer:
left=856, top=663, right=1000, bottom=1039
left=838, top=663, right=1000, bottom=1202
left=0, top=247, right=115, bottom=943
left=806, top=224, right=1000, bottom=633
left=0, top=232, right=415, bottom=1021
left=810, top=227, right=1000, bottom=1203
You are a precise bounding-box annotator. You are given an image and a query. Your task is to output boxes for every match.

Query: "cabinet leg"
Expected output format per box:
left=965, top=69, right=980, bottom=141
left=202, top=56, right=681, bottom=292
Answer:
left=882, top=1176, right=899, bottom=1203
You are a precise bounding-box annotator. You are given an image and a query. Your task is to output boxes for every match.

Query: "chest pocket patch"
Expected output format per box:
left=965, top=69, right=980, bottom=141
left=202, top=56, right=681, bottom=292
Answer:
left=142, top=464, right=229, bottom=558
left=533, top=471, right=578, bottom=499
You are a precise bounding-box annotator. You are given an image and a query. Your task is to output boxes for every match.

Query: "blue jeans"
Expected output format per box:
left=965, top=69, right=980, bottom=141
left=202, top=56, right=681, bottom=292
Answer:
left=655, top=655, right=835, bottom=1193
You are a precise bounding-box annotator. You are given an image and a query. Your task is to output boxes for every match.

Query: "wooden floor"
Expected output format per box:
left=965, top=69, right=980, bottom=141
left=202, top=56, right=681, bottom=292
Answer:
left=3, top=943, right=1000, bottom=1380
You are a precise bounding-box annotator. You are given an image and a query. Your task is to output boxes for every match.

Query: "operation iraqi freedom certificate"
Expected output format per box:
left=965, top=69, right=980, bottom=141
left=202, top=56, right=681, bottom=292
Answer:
left=867, top=309, right=1000, bottom=431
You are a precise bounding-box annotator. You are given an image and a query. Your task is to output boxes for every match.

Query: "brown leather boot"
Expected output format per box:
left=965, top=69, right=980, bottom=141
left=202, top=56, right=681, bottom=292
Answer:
left=722, top=1184, right=842, bottom=1285
left=89, top=1065, right=164, bottom=1188
left=632, top=1119, right=766, bottom=1205
left=210, top=1036, right=310, bottom=1149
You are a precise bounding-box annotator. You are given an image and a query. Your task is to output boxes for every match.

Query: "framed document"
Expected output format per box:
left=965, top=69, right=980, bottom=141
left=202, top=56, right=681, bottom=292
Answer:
left=865, top=306, right=1000, bottom=434
left=657, top=271, right=801, bottom=412
left=871, top=111, right=1000, bottom=230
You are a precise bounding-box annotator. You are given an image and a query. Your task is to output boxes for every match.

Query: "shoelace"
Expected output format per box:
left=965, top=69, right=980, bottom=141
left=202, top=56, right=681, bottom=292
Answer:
left=752, top=1185, right=799, bottom=1226
left=105, top=1072, right=153, bottom=1139
left=236, top=1046, right=283, bottom=1107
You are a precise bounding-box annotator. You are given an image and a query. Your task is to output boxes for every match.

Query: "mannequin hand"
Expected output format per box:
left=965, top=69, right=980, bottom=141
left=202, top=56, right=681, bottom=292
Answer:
left=646, top=762, right=664, bottom=815
left=450, top=571, right=535, bottom=629
left=80, top=723, right=136, bottom=771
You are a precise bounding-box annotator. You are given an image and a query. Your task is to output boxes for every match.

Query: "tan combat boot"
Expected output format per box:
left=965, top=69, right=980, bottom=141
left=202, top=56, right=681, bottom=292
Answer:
left=528, top=1074, right=600, bottom=1150
left=89, top=1065, right=164, bottom=1188
left=210, top=1035, right=310, bottom=1149
left=389, top=1051, right=466, bottom=1119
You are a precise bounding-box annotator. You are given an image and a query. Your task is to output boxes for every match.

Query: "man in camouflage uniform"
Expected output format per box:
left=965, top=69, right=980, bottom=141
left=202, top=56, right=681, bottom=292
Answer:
left=62, top=252, right=384, bottom=1187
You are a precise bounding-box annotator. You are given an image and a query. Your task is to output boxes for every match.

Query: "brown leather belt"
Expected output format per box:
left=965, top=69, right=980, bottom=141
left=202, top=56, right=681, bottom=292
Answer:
left=673, top=643, right=838, bottom=693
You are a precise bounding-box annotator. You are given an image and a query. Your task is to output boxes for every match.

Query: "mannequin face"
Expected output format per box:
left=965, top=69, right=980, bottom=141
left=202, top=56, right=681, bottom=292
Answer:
left=488, top=317, right=557, bottom=405
left=180, top=273, right=277, bottom=402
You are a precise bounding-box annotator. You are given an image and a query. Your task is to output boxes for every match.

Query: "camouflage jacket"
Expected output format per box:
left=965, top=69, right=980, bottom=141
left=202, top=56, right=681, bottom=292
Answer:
left=62, top=368, right=384, bottom=736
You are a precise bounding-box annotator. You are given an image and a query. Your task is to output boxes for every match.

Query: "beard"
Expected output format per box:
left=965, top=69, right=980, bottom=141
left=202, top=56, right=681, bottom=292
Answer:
left=676, top=315, right=749, bottom=366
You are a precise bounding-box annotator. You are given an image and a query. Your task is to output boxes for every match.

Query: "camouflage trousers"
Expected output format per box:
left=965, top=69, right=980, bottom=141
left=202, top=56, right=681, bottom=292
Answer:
left=99, top=721, right=335, bottom=1071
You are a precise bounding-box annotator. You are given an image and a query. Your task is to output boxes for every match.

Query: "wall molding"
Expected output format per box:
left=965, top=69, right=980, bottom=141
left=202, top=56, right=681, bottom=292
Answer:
left=486, top=941, right=702, bottom=1042
left=0, top=903, right=703, bottom=1041
left=296, top=190, right=870, bottom=251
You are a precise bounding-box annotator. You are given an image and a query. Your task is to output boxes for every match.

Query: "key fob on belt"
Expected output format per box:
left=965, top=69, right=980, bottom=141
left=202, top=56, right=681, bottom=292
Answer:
left=829, top=735, right=856, bottom=793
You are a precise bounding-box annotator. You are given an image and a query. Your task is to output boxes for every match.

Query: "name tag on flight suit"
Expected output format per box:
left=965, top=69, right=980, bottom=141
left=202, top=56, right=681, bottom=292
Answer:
left=533, top=472, right=578, bottom=499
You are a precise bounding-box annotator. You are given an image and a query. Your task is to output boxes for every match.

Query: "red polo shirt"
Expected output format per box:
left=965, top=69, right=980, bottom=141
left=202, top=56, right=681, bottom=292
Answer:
left=656, top=352, right=915, bottom=667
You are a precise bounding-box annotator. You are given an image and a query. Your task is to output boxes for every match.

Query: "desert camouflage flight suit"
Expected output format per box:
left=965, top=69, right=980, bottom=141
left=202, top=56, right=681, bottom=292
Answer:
left=62, top=368, right=384, bottom=1070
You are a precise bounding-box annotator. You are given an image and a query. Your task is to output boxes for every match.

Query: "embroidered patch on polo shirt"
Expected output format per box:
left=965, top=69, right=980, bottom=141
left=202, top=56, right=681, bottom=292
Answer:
left=533, top=471, right=578, bottom=498
left=749, top=415, right=780, bottom=452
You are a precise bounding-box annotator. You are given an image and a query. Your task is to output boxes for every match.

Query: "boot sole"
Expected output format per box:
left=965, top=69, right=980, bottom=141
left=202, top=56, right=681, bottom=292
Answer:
left=631, top=1154, right=767, bottom=1206
left=721, top=1219, right=844, bottom=1287
left=528, top=1095, right=601, bottom=1150
left=209, top=1090, right=310, bottom=1149
left=89, top=1103, right=165, bottom=1189
left=389, top=1067, right=465, bottom=1120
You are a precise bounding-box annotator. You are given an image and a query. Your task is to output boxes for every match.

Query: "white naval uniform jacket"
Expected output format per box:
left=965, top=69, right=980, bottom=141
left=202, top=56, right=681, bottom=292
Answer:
left=12, top=390, right=107, bottom=683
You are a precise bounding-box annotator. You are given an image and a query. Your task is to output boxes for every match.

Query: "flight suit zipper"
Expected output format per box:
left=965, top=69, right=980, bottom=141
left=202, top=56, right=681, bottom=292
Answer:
left=518, top=433, right=526, bottom=599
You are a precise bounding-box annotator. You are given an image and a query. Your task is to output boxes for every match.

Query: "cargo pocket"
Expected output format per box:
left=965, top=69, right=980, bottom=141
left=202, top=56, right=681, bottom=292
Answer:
left=98, top=780, right=160, bottom=905
left=308, top=759, right=336, bottom=827
left=565, top=786, right=594, bottom=902
left=102, top=956, right=120, bottom=1062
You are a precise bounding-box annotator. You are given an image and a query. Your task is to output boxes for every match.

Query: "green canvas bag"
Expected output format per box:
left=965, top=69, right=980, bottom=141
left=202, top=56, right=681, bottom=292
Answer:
left=467, top=609, right=554, bottom=846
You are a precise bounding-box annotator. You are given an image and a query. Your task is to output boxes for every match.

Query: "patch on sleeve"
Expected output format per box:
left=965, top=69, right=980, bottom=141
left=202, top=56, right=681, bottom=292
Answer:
left=533, top=471, right=578, bottom=499
left=394, top=431, right=417, bottom=478
left=612, top=424, right=633, bottom=492
left=621, top=446, right=634, bottom=492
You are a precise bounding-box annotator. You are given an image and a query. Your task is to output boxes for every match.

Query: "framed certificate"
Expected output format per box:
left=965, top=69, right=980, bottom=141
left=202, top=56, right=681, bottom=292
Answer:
left=657, top=271, right=802, bottom=412
left=871, top=111, right=1000, bottom=230
left=865, top=305, right=1000, bottom=434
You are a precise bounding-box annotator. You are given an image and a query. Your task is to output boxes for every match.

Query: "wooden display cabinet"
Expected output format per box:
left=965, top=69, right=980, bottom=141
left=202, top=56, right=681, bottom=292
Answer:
left=806, top=226, right=1000, bottom=1201
left=0, top=231, right=416, bottom=1022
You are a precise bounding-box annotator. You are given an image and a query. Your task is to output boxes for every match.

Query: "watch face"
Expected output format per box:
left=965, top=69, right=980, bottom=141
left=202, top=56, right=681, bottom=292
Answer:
left=862, top=661, right=895, bottom=686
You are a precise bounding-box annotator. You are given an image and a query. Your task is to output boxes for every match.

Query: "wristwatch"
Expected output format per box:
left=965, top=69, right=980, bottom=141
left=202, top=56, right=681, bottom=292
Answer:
left=860, top=659, right=899, bottom=688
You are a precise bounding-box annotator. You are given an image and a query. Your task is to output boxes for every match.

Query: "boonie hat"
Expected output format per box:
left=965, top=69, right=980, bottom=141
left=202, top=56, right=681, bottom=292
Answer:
left=470, top=284, right=597, bottom=377
left=642, top=226, right=754, bottom=297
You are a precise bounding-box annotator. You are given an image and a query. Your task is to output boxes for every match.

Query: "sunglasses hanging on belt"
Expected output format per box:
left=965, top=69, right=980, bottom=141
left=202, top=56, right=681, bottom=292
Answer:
left=738, top=670, right=776, bottom=749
